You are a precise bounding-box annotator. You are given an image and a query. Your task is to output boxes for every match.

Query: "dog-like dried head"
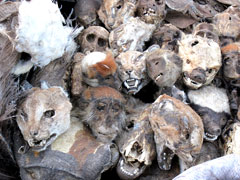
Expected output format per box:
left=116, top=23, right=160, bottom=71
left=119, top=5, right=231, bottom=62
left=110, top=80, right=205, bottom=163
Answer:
left=149, top=94, right=204, bottom=170
left=116, top=51, right=150, bottom=95
left=82, top=86, right=126, bottom=142
left=17, top=87, right=72, bottom=152
left=146, top=48, right=182, bottom=88
left=116, top=109, right=156, bottom=179
left=224, top=122, right=240, bottom=155
left=178, top=34, right=221, bottom=89
left=188, top=85, right=230, bottom=141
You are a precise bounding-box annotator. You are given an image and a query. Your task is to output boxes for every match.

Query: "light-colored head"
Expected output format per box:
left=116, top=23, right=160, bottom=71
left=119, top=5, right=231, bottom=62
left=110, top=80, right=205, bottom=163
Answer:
left=17, top=87, right=72, bottom=152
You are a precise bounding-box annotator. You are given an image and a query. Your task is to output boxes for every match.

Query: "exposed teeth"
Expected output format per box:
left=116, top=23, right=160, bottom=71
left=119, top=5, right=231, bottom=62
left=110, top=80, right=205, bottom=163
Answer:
left=119, top=159, right=140, bottom=177
left=143, top=8, right=155, bottom=16
left=204, top=133, right=218, bottom=141
left=40, top=139, right=46, bottom=146
left=155, top=74, right=162, bottom=81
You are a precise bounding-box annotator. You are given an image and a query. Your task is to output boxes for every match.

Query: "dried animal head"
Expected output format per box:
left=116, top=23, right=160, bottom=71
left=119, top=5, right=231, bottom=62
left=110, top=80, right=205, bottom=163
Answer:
left=193, top=22, right=220, bottom=44
left=74, top=0, right=102, bottom=26
left=81, top=51, right=120, bottom=88
left=178, top=34, right=221, bottom=89
left=136, top=0, right=166, bottom=25
left=188, top=85, right=230, bottom=141
left=149, top=94, right=204, bottom=170
left=150, top=24, right=184, bottom=52
left=213, top=6, right=240, bottom=39
left=116, top=109, right=156, bottom=179
left=109, top=17, right=156, bottom=55
left=16, top=87, right=72, bottom=152
left=116, top=51, right=150, bottom=95
left=221, top=43, right=240, bottom=87
left=216, top=0, right=240, bottom=6
left=78, top=26, right=109, bottom=54
left=146, top=48, right=182, bottom=88
left=98, top=0, right=138, bottom=30
left=81, top=86, right=126, bottom=142
left=224, top=122, right=240, bottom=155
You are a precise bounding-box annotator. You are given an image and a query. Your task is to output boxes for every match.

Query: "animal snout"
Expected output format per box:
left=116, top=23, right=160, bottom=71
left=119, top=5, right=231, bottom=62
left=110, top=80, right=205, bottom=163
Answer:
left=190, top=68, right=206, bottom=83
left=30, top=129, right=39, bottom=137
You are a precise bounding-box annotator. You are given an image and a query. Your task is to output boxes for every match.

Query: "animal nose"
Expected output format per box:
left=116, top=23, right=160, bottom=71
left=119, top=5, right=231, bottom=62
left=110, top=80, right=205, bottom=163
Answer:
left=190, top=68, right=206, bottom=83
left=30, top=130, right=39, bottom=137
left=126, top=70, right=132, bottom=75
left=212, top=127, right=221, bottom=136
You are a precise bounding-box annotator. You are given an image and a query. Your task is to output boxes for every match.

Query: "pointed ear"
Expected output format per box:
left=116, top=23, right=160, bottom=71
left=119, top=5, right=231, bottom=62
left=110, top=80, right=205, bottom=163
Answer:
left=40, top=80, right=50, bottom=89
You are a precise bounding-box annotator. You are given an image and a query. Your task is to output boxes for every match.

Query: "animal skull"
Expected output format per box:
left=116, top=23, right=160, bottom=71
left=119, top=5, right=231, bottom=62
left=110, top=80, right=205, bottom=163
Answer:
left=16, top=87, right=72, bottom=152
left=146, top=48, right=182, bottom=88
left=116, top=109, right=156, bottom=179
left=221, top=43, right=240, bottom=87
left=178, top=34, right=221, bottom=89
left=109, top=17, right=156, bottom=55
left=149, top=94, right=204, bottom=170
left=224, top=122, right=240, bottom=155
left=188, top=85, right=230, bottom=142
left=116, top=51, right=150, bottom=95
left=81, top=86, right=126, bottom=142
left=136, top=0, right=166, bottom=25
left=97, top=0, right=138, bottom=30
left=78, top=26, right=109, bottom=54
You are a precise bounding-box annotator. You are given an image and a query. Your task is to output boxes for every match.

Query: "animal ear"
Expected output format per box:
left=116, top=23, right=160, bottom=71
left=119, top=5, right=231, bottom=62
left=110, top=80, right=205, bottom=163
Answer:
left=40, top=80, right=50, bottom=89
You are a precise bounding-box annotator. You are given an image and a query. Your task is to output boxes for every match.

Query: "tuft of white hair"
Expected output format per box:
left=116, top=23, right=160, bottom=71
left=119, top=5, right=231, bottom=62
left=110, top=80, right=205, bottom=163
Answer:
left=188, top=85, right=230, bottom=114
left=15, top=0, right=83, bottom=67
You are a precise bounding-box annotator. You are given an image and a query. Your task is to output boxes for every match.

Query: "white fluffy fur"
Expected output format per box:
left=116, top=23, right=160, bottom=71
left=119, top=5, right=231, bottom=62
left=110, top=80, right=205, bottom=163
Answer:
left=188, top=85, right=230, bottom=114
left=15, top=0, right=82, bottom=67
left=81, top=51, right=106, bottom=74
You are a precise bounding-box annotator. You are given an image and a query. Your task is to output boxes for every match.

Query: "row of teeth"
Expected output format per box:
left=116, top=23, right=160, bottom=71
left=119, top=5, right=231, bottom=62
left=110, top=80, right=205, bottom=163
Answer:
left=204, top=133, right=218, bottom=141
left=143, top=8, right=155, bottom=16
left=184, top=76, right=202, bottom=86
left=124, top=79, right=139, bottom=89
left=120, top=159, right=139, bottom=177
left=28, top=139, right=46, bottom=147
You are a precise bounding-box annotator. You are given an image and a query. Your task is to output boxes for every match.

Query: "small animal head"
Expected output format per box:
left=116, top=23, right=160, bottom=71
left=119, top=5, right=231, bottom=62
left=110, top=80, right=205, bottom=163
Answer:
left=82, top=86, right=126, bottom=142
left=17, top=87, right=72, bottom=152
left=188, top=85, right=230, bottom=141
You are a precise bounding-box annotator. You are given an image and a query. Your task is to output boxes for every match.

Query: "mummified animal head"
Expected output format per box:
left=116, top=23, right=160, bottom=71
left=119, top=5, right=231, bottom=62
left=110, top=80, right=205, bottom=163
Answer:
left=146, top=48, right=182, bottom=88
left=16, top=87, right=72, bottom=152
left=81, top=86, right=126, bottom=142
left=224, top=122, right=240, bottom=155
left=116, top=109, right=156, bottom=179
left=116, top=51, right=150, bottom=95
left=178, top=34, right=221, bottom=89
left=188, top=85, right=230, bottom=142
left=149, top=94, right=204, bottom=170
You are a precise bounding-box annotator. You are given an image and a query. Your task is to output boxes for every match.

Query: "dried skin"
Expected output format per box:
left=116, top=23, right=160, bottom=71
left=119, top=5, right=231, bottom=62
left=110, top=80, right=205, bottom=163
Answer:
left=16, top=87, right=72, bottom=152
left=149, top=94, right=204, bottom=170
left=0, top=1, right=19, bottom=22
left=224, top=122, right=240, bottom=155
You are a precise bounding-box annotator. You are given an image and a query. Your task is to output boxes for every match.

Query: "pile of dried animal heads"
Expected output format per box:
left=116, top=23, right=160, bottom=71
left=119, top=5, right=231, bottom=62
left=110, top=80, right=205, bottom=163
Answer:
left=0, top=0, right=240, bottom=179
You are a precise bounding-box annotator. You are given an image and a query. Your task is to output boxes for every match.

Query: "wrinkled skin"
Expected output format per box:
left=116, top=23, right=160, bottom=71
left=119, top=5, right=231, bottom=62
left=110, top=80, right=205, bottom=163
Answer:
left=178, top=34, right=221, bottom=89
left=224, top=122, right=240, bottom=155
left=146, top=49, right=182, bottom=88
left=16, top=87, right=72, bottom=152
left=14, top=117, right=119, bottom=180
left=116, top=109, right=156, bottom=179
left=150, top=24, right=183, bottom=52
left=116, top=51, right=150, bottom=95
left=221, top=43, right=240, bottom=87
left=173, top=154, right=240, bottom=180
left=136, top=0, right=166, bottom=25
left=78, top=26, right=109, bottom=54
left=97, top=0, right=138, bottom=30
left=74, top=0, right=102, bottom=26
left=193, top=22, right=220, bottom=44
left=109, top=17, right=156, bottom=55
left=81, top=86, right=126, bottom=142
left=149, top=95, right=204, bottom=170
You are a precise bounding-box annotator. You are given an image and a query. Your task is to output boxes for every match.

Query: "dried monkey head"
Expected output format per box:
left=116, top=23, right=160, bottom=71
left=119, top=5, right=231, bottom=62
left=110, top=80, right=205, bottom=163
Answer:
left=116, top=51, right=150, bottom=95
left=81, top=86, right=126, bottom=142
left=221, top=43, right=240, bottom=87
left=78, top=26, right=109, bottom=54
left=98, top=0, right=138, bottom=30
left=213, top=6, right=240, bottom=39
left=178, top=34, right=221, bottom=89
left=193, top=22, right=220, bottom=44
left=149, top=95, right=204, bottom=170
left=16, top=87, right=72, bottom=152
left=116, top=109, right=156, bottom=179
left=151, top=24, right=183, bottom=52
left=188, top=86, right=230, bottom=142
left=136, top=0, right=166, bottom=25
left=109, top=17, right=156, bottom=55
left=146, top=49, right=182, bottom=88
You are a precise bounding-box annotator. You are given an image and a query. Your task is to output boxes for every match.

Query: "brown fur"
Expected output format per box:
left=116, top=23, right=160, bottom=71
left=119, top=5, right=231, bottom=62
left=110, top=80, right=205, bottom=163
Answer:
left=221, top=43, right=239, bottom=54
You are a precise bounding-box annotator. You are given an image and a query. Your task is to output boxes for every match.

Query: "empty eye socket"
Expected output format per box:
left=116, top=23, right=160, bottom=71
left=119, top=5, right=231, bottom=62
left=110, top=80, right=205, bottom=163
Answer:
left=20, top=110, right=28, bottom=121
left=44, top=110, right=55, bottom=118
left=186, top=59, right=191, bottom=64
left=194, top=0, right=207, bottom=5
left=97, top=102, right=106, bottom=111
left=86, top=34, right=95, bottom=42
left=97, top=38, right=107, bottom=47
left=155, top=61, right=159, bottom=65
left=155, top=0, right=163, bottom=5
left=112, top=104, right=121, bottom=112
left=224, top=57, right=232, bottom=65
left=191, top=40, right=199, bottom=47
